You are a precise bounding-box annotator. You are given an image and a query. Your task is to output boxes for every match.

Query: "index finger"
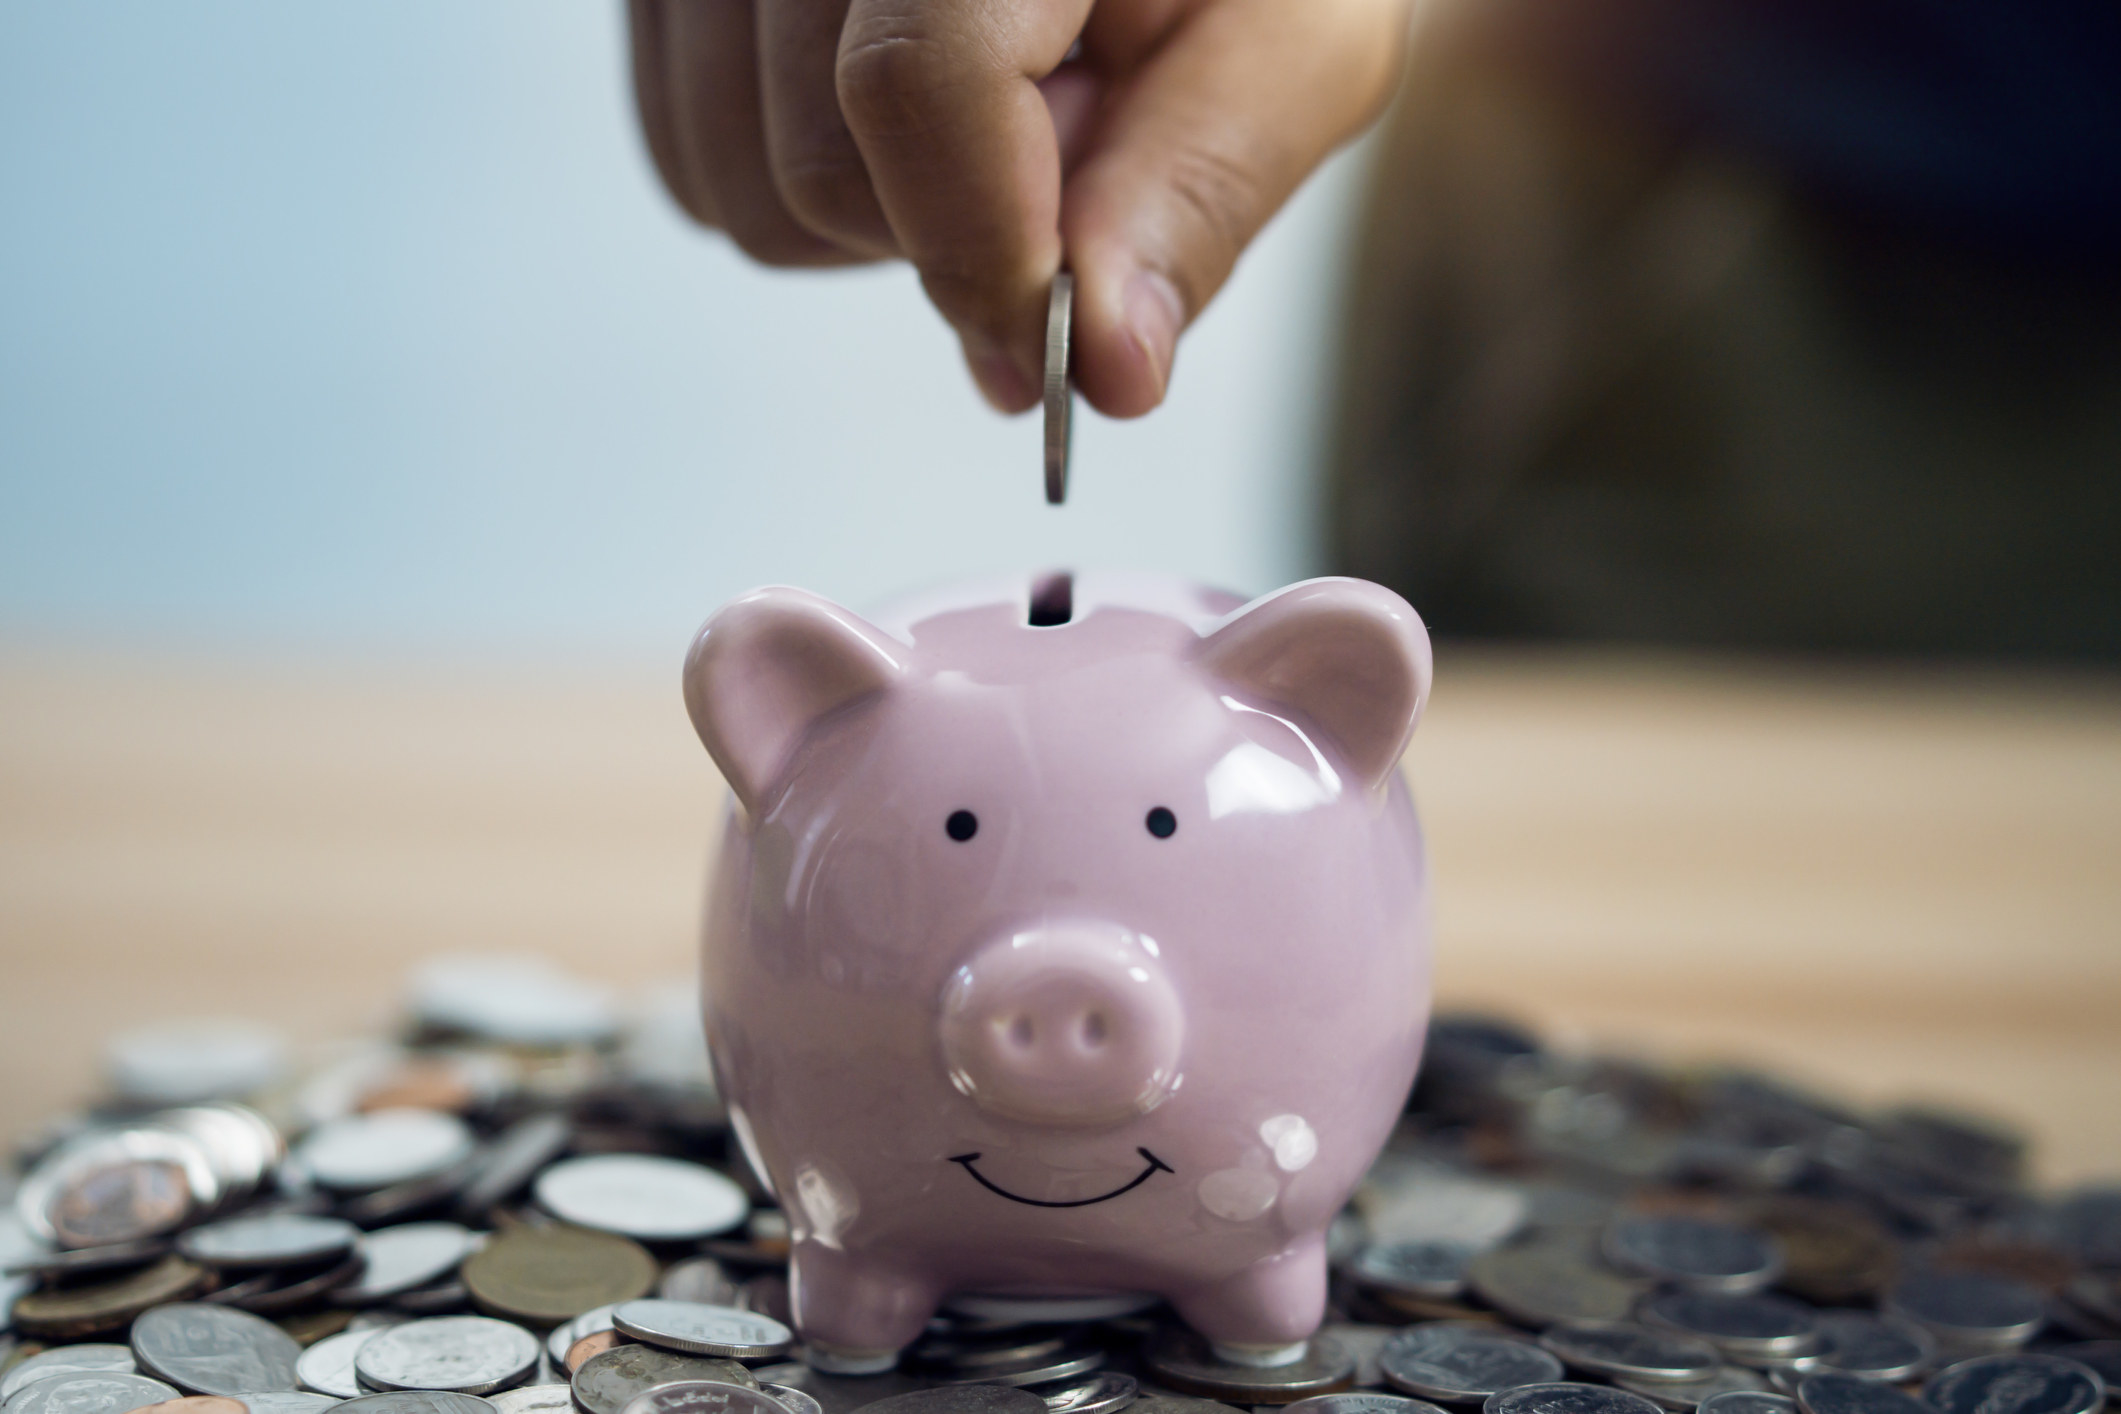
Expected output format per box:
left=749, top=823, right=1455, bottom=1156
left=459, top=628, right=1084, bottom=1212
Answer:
left=835, top=0, right=1091, bottom=410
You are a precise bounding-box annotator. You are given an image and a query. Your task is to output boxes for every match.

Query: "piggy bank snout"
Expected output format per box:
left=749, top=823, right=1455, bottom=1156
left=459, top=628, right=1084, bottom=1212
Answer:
left=940, top=927, right=1183, bottom=1128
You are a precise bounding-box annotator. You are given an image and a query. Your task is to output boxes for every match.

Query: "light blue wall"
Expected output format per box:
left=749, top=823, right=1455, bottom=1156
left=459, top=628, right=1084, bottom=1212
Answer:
left=0, top=2, right=1361, bottom=661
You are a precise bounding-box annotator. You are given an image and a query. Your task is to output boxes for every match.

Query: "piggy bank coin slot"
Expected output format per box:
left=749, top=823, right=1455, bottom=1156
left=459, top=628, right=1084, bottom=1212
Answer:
left=1028, top=572, right=1074, bottom=626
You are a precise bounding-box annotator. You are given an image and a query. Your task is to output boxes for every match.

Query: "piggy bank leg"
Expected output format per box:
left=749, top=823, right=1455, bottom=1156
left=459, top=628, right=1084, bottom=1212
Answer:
left=790, top=1240, right=939, bottom=1374
left=1170, top=1236, right=1330, bottom=1368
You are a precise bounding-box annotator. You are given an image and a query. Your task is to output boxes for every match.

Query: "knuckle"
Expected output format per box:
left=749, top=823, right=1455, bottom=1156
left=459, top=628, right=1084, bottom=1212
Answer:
left=774, top=153, right=889, bottom=243
left=1163, top=142, right=1267, bottom=278
left=836, top=24, right=958, bottom=138
left=721, top=208, right=832, bottom=265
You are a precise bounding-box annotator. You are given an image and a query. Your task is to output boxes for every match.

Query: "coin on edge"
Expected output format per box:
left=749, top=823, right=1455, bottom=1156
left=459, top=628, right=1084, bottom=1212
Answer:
left=462, top=1225, right=656, bottom=1326
left=1144, top=1328, right=1355, bottom=1405
left=1043, top=270, right=1073, bottom=505
left=612, top=1300, right=793, bottom=1360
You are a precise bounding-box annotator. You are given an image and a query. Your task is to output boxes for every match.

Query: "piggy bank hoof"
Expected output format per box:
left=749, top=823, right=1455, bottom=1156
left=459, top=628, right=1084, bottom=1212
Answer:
left=804, top=1344, right=902, bottom=1376
left=1210, top=1340, right=1310, bottom=1369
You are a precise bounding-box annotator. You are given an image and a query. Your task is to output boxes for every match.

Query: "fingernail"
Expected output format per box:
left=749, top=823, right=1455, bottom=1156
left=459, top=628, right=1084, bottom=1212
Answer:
left=969, top=345, right=1034, bottom=412
left=1122, top=270, right=1185, bottom=402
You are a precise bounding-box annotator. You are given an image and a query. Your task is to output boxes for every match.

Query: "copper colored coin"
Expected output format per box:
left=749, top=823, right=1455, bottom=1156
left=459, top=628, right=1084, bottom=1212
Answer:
left=50, top=1159, right=195, bottom=1248
left=136, top=1398, right=249, bottom=1414
left=568, top=1330, right=633, bottom=1373
left=9, top=1254, right=207, bottom=1338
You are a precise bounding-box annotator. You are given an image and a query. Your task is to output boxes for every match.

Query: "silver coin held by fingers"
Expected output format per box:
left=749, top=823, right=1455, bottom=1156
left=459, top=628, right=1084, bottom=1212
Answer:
left=1044, top=271, right=1073, bottom=505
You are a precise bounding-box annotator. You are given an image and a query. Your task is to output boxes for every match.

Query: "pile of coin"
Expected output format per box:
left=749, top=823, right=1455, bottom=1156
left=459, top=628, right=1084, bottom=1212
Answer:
left=2, top=972, right=2117, bottom=1414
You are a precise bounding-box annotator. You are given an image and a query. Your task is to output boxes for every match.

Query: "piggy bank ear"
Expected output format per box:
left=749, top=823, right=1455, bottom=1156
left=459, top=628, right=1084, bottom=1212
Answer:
left=683, top=587, right=908, bottom=813
left=1197, top=578, right=1433, bottom=791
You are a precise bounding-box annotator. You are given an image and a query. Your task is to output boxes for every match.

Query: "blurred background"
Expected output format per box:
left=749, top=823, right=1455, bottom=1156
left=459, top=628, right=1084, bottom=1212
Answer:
left=3, top=1, right=2117, bottom=1186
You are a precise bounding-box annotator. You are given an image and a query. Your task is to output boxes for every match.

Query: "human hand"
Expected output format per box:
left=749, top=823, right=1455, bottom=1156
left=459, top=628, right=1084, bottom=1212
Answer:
left=628, top=0, right=1413, bottom=417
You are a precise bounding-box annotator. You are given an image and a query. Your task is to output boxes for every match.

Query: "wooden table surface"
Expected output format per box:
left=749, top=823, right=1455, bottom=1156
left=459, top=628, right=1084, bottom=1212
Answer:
left=4, top=643, right=2117, bottom=1183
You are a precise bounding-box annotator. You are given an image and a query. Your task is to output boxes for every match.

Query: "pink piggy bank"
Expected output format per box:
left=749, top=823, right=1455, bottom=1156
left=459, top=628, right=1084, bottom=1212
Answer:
left=684, top=572, right=1433, bottom=1373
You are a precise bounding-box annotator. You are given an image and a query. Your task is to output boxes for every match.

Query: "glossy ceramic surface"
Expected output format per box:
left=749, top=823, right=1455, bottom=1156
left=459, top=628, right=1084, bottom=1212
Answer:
left=685, top=572, right=1434, bottom=1369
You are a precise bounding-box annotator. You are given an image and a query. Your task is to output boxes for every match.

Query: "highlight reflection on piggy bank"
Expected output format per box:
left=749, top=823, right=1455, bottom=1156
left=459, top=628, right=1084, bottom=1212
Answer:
left=684, top=572, right=1433, bottom=1373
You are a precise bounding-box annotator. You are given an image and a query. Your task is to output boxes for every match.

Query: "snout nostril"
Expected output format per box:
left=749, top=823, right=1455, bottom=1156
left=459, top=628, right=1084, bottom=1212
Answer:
left=1007, top=1014, right=1036, bottom=1050
left=1080, top=1011, right=1109, bottom=1049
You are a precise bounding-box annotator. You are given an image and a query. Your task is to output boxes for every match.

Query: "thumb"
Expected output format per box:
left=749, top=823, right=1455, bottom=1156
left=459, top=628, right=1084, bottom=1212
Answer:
left=1063, top=0, right=1412, bottom=418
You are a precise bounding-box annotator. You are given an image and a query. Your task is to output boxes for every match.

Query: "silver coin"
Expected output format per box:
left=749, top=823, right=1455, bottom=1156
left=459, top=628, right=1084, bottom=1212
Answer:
left=1603, top=1220, right=1782, bottom=1297
left=942, top=1351, right=1106, bottom=1389
left=2043, top=1345, right=2121, bottom=1390
left=245, top=1392, right=347, bottom=1414
left=179, top=1215, right=360, bottom=1271
left=1350, top=1244, right=1479, bottom=1300
left=1538, top=1324, right=1722, bottom=1382
left=532, top=1157, right=747, bottom=1243
left=4, top=1373, right=179, bottom=1414
left=1381, top=1324, right=1565, bottom=1403
left=758, top=1385, right=823, bottom=1414
left=656, top=1260, right=740, bottom=1308
left=1043, top=271, right=1073, bottom=505
left=15, top=1127, right=217, bottom=1246
left=1143, top=1329, right=1354, bottom=1403
left=1034, top=1372, right=1137, bottom=1414
left=1924, top=1355, right=2106, bottom=1414
left=1320, top=1325, right=1400, bottom=1390
left=612, top=1301, right=793, bottom=1360
left=487, top=1386, right=574, bottom=1414
left=1, top=1346, right=137, bottom=1402
left=1807, top=1315, right=1932, bottom=1383
left=1792, top=1373, right=1932, bottom=1414
left=742, top=1367, right=927, bottom=1414
left=1468, top=1242, right=1648, bottom=1327
left=298, top=1329, right=386, bottom=1399
left=132, top=1302, right=304, bottom=1396
left=354, top=1317, right=539, bottom=1395
left=1613, top=1368, right=1767, bottom=1412
left=1882, top=1274, right=2045, bottom=1350
left=1640, top=1294, right=1819, bottom=1361
left=1695, top=1396, right=1794, bottom=1414
left=915, top=1334, right=1070, bottom=1372
left=335, top=1225, right=478, bottom=1306
left=850, top=1390, right=1050, bottom=1414
left=569, top=1344, right=758, bottom=1414
left=334, top=1393, right=497, bottom=1414
left=1124, top=1396, right=1246, bottom=1414
left=456, top=1115, right=571, bottom=1223
left=1285, top=1396, right=1451, bottom=1414
left=1481, top=1384, right=1666, bottom=1414
left=299, top=1112, right=475, bottom=1194
left=617, top=1383, right=788, bottom=1414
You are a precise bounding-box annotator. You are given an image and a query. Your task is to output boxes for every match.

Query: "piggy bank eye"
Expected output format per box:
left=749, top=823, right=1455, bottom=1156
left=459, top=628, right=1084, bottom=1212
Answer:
left=946, top=809, right=979, bottom=842
left=1145, top=806, right=1177, bottom=839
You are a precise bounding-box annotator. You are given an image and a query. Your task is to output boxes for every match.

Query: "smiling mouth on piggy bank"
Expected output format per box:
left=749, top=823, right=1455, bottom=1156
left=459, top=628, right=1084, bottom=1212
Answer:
left=947, top=1148, right=1173, bottom=1207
